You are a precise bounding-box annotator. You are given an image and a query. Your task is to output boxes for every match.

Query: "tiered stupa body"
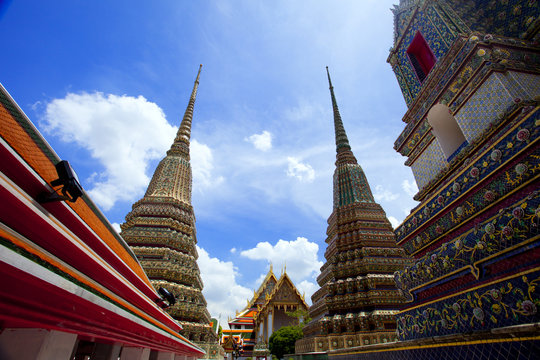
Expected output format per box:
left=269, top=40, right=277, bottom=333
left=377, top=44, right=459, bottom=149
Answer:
left=323, top=1, right=540, bottom=359
left=121, top=66, right=222, bottom=358
left=296, top=69, right=411, bottom=353
left=383, top=0, right=540, bottom=358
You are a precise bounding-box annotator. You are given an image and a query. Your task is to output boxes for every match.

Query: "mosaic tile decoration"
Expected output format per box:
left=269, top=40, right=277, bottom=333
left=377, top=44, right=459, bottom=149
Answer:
left=395, top=189, right=540, bottom=300
left=397, top=268, right=540, bottom=340
left=508, top=71, right=540, bottom=100
left=329, top=338, right=540, bottom=360
left=390, top=1, right=465, bottom=106
left=455, top=72, right=516, bottom=143
left=410, top=139, right=446, bottom=190
left=395, top=106, right=539, bottom=251
left=449, top=0, right=540, bottom=39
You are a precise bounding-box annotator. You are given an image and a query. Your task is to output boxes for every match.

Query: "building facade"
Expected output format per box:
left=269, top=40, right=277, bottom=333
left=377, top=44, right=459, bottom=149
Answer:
left=120, top=65, right=223, bottom=359
left=0, top=83, right=204, bottom=359
left=294, top=68, right=411, bottom=354
left=222, top=266, right=308, bottom=360
left=328, top=0, right=540, bottom=359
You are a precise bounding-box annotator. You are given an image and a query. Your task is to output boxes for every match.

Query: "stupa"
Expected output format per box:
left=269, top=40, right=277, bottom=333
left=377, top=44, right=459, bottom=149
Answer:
left=121, top=65, right=223, bottom=358
left=295, top=68, right=411, bottom=353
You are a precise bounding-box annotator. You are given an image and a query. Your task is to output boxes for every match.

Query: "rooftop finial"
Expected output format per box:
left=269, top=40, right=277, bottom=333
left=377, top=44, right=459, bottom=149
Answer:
left=169, top=65, right=203, bottom=156
left=326, top=67, right=353, bottom=158
left=326, top=66, right=333, bottom=89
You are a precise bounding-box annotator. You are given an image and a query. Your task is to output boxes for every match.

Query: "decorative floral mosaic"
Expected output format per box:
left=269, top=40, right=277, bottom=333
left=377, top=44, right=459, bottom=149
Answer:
left=391, top=4, right=456, bottom=106
left=390, top=0, right=539, bottom=110
left=395, top=191, right=540, bottom=296
left=396, top=269, right=540, bottom=340
left=394, top=35, right=539, bottom=157
left=395, top=105, right=539, bottom=249
left=450, top=0, right=540, bottom=39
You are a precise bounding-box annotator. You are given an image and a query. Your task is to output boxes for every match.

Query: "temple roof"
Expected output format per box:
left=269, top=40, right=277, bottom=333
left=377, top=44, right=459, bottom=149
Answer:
left=246, top=265, right=278, bottom=309
left=255, top=271, right=308, bottom=316
left=228, top=267, right=307, bottom=325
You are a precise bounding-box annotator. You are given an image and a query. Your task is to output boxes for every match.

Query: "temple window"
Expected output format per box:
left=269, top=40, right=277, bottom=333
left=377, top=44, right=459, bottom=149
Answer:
left=407, top=31, right=437, bottom=83
left=427, top=104, right=467, bottom=161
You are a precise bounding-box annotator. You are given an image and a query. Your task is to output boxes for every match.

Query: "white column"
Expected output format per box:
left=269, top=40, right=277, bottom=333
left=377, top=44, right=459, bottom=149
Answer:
left=120, top=346, right=151, bottom=360
left=174, top=355, right=188, bottom=360
left=0, top=328, right=77, bottom=360
left=267, top=310, right=273, bottom=341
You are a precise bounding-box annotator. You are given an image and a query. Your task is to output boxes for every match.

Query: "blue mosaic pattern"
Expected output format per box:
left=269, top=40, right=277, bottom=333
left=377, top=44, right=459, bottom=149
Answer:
left=508, top=71, right=540, bottom=100
left=395, top=106, right=539, bottom=249
left=329, top=338, right=540, bottom=360
left=392, top=4, right=457, bottom=106
left=455, top=72, right=516, bottom=143
left=410, top=139, right=446, bottom=190
left=397, top=269, right=540, bottom=340
left=449, top=0, right=540, bottom=39
left=395, top=190, right=540, bottom=296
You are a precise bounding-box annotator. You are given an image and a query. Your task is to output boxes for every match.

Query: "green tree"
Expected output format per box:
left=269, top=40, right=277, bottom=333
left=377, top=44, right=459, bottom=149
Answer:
left=269, top=326, right=303, bottom=360
left=286, top=308, right=311, bottom=328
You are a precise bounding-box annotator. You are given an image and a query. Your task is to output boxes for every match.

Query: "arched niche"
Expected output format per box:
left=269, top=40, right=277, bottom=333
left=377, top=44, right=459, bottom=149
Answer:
left=427, top=103, right=467, bottom=160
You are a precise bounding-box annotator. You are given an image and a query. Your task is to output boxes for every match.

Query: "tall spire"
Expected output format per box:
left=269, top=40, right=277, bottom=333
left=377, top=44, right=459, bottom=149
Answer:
left=326, top=67, right=352, bottom=154
left=121, top=65, right=223, bottom=355
left=169, top=64, right=202, bottom=158
left=297, top=69, right=410, bottom=352
left=326, top=66, right=372, bottom=206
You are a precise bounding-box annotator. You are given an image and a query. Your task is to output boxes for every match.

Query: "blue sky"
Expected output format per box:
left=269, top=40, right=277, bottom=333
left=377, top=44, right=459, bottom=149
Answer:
left=0, top=0, right=418, bottom=325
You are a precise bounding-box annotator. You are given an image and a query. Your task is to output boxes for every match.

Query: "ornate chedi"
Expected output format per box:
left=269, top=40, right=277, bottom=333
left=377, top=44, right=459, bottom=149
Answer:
left=295, top=68, right=411, bottom=354
left=327, top=1, right=540, bottom=359
left=121, top=65, right=223, bottom=359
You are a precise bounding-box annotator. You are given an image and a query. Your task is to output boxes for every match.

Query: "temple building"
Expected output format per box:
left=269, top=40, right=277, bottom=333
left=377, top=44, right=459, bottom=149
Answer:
left=120, top=65, right=223, bottom=359
left=222, top=266, right=308, bottom=360
left=326, top=0, right=540, bottom=359
left=0, top=83, right=204, bottom=359
left=294, top=68, right=411, bottom=355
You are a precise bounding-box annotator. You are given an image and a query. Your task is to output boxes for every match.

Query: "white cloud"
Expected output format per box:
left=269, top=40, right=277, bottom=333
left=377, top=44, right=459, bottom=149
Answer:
left=191, top=139, right=224, bottom=190
left=286, top=157, right=315, bottom=182
left=240, top=237, right=322, bottom=284
left=245, top=130, right=273, bottom=151
left=296, top=280, right=318, bottom=306
left=387, top=216, right=400, bottom=229
left=402, top=179, right=418, bottom=197
left=42, top=92, right=177, bottom=210
left=230, top=247, right=237, bottom=254
left=373, top=184, right=399, bottom=202
left=111, top=222, right=121, bottom=233
left=197, top=246, right=252, bottom=324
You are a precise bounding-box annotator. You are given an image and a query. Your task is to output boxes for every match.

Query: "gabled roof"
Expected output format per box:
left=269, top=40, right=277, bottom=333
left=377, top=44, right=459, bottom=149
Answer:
left=255, top=271, right=308, bottom=318
left=246, top=265, right=278, bottom=309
